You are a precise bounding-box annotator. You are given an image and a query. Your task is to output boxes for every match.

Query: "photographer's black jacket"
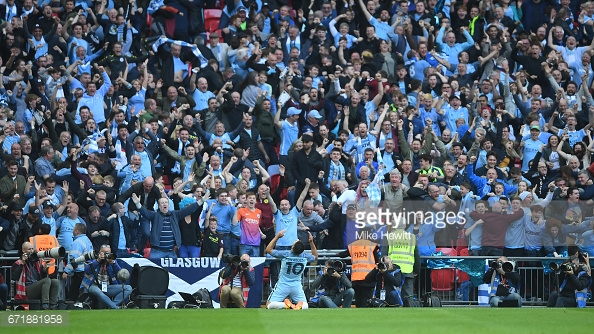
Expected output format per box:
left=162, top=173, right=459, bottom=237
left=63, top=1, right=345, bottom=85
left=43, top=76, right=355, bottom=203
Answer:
left=311, top=271, right=353, bottom=297
left=558, top=267, right=591, bottom=298
left=365, top=267, right=403, bottom=299
left=482, top=269, right=521, bottom=295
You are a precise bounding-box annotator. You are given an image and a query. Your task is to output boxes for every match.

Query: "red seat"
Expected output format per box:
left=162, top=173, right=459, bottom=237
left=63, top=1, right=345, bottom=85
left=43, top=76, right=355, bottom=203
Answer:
left=458, top=248, right=469, bottom=256
left=457, top=269, right=470, bottom=283
left=436, top=248, right=457, bottom=257
left=263, top=267, right=270, bottom=285
left=431, top=268, right=456, bottom=292
left=205, top=19, right=220, bottom=33
left=205, top=9, right=222, bottom=20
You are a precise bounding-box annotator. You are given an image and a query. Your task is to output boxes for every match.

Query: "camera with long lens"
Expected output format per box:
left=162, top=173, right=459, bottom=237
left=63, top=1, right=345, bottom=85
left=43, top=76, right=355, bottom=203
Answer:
left=71, top=250, right=98, bottom=264
left=490, top=261, right=502, bottom=270
left=222, top=254, right=241, bottom=266
left=501, top=261, right=515, bottom=273
left=549, top=262, right=574, bottom=273
left=326, top=260, right=345, bottom=275
left=240, top=260, right=249, bottom=269
left=103, top=252, right=117, bottom=261
left=490, top=260, right=515, bottom=272
left=28, top=247, right=66, bottom=262
left=377, top=262, right=388, bottom=271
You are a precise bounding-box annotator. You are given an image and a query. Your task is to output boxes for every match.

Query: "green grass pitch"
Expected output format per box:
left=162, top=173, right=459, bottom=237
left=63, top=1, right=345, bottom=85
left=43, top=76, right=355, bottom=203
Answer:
left=2, top=308, right=590, bottom=334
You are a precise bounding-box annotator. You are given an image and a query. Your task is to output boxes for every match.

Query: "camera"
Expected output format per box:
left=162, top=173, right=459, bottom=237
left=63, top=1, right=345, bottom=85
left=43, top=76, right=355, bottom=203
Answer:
left=326, top=260, right=345, bottom=275
left=222, top=254, right=240, bottom=266
left=550, top=262, right=574, bottom=273
left=29, top=247, right=66, bottom=262
left=71, top=250, right=98, bottom=264
left=240, top=260, right=249, bottom=269
left=103, top=252, right=117, bottom=261
left=490, top=261, right=501, bottom=270
left=491, top=260, right=514, bottom=273
left=377, top=262, right=388, bottom=271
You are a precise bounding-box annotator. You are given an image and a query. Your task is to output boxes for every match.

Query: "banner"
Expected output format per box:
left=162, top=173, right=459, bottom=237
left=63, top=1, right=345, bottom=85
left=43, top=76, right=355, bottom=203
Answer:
left=118, top=257, right=265, bottom=308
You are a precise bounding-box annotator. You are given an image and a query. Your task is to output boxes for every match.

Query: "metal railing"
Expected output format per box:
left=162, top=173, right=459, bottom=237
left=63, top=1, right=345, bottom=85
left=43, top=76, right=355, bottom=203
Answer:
left=261, top=254, right=593, bottom=307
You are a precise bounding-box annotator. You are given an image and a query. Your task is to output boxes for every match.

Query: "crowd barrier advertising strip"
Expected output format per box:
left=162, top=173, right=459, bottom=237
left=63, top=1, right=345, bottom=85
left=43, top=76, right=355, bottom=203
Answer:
left=119, top=257, right=265, bottom=308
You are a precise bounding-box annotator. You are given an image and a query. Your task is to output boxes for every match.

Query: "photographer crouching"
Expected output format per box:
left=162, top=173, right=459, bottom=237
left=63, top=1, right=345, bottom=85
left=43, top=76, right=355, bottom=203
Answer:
left=311, top=260, right=354, bottom=308
left=81, top=245, right=132, bottom=309
left=365, top=257, right=404, bottom=307
left=547, top=246, right=592, bottom=308
left=11, top=242, right=59, bottom=309
left=483, top=256, right=522, bottom=307
left=218, top=254, right=255, bottom=308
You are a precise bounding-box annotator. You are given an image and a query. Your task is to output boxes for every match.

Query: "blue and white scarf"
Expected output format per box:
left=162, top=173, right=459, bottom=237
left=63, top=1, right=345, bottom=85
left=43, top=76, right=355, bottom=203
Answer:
left=152, top=37, right=209, bottom=68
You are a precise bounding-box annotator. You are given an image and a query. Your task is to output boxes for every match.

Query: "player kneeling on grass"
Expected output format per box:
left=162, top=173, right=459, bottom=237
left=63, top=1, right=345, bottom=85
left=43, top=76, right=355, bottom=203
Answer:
left=266, top=230, right=318, bottom=310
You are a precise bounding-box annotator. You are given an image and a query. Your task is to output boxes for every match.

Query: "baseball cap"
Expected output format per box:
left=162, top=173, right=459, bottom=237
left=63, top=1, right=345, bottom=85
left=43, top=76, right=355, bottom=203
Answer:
left=347, top=204, right=357, bottom=210
left=302, top=134, right=313, bottom=142
left=449, top=93, right=460, bottom=101
left=237, top=6, right=247, bottom=12
left=29, top=206, right=41, bottom=216
left=287, top=107, right=302, bottom=117
left=42, top=200, right=56, bottom=210
left=210, top=32, right=219, bottom=38
left=7, top=201, right=22, bottom=212
left=262, top=2, right=270, bottom=8
left=530, top=125, right=541, bottom=131
left=308, top=110, right=323, bottom=119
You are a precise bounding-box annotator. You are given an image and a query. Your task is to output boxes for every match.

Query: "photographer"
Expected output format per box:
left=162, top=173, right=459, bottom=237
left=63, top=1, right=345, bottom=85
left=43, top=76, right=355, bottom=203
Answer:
left=11, top=242, right=59, bottom=310
left=81, top=245, right=132, bottom=309
left=218, top=254, right=255, bottom=308
left=482, top=256, right=522, bottom=307
left=547, top=247, right=592, bottom=308
left=365, top=257, right=404, bottom=306
left=311, top=260, right=354, bottom=308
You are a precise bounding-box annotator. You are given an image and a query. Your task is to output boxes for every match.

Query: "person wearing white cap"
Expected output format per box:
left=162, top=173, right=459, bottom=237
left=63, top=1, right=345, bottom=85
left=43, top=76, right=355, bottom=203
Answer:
left=520, top=124, right=545, bottom=172
left=302, top=110, right=322, bottom=135
left=275, top=105, right=301, bottom=165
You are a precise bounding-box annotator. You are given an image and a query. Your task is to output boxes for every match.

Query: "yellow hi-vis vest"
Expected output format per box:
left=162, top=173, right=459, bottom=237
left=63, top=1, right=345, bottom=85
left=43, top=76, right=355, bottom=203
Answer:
left=387, top=229, right=416, bottom=274
left=348, top=239, right=378, bottom=281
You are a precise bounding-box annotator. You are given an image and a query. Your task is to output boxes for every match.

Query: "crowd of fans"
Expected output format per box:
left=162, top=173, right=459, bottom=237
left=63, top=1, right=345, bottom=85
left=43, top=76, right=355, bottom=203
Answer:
left=0, top=0, right=593, bottom=307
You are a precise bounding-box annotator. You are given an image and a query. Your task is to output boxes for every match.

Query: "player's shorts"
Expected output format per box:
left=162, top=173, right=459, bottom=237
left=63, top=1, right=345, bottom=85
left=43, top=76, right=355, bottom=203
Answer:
left=268, top=282, right=307, bottom=303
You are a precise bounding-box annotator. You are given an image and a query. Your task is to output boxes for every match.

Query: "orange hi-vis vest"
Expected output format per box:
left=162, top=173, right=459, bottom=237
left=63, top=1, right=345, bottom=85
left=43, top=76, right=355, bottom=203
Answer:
left=348, top=239, right=378, bottom=282
left=30, top=235, right=60, bottom=275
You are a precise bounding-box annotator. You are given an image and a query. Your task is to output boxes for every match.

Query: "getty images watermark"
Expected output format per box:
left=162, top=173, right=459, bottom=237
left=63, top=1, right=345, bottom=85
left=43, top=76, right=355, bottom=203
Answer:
left=354, top=208, right=467, bottom=230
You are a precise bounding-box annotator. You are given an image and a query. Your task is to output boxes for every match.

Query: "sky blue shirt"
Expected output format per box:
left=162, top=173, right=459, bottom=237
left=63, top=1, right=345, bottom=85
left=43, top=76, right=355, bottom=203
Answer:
left=274, top=207, right=299, bottom=247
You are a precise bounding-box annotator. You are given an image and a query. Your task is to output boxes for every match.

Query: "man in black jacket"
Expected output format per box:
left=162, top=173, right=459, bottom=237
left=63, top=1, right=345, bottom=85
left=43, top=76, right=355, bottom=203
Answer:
left=365, top=257, right=404, bottom=306
left=311, top=260, right=354, bottom=308
left=482, top=256, right=522, bottom=307
left=547, top=247, right=592, bottom=308
left=291, top=134, right=323, bottom=200
left=103, top=202, right=139, bottom=257
left=246, top=47, right=281, bottom=97
left=118, top=177, right=162, bottom=253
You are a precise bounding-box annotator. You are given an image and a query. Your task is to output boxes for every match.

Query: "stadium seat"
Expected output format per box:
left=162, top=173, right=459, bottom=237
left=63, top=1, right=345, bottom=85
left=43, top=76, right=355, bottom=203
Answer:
left=263, top=267, right=270, bottom=285
left=436, top=248, right=457, bottom=257
left=458, top=248, right=469, bottom=256
left=431, top=269, right=456, bottom=292
left=457, top=269, right=470, bottom=283
left=204, top=9, right=222, bottom=20
left=205, top=19, right=220, bottom=33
